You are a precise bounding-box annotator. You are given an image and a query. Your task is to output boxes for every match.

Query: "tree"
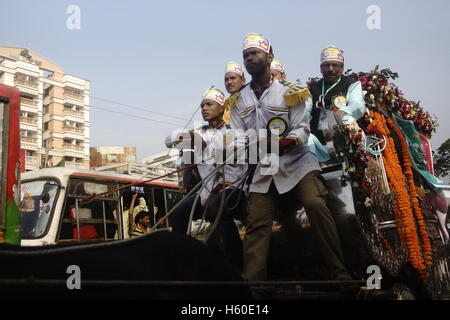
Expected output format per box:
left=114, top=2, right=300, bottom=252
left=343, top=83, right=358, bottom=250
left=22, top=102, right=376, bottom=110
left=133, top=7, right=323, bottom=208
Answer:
left=434, top=138, right=450, bottom=178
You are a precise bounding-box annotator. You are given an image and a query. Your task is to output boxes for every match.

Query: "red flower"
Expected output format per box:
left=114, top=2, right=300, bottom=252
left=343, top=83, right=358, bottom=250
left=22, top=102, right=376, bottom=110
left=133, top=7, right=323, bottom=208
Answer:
left=359, top=76, right=368, bottom=85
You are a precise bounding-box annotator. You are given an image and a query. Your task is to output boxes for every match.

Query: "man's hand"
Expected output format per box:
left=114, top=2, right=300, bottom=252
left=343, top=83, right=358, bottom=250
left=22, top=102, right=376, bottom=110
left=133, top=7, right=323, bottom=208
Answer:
left=190, top=131, right=206, bottom=149
left=173, top=130, right=206, bottom=150
left=334, top=109, right=346, bottom=120
left=279, top=137, right=300, bottom=156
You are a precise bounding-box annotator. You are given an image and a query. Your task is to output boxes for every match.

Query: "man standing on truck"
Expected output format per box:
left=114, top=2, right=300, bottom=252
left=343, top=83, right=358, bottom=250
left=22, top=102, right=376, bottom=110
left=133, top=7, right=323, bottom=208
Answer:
left=228, top=33, right=352, bottom=281
left=165, top=87, right=248, bottom=273
left=223, top=61, right=246, bottom=124
left=305, top=46, right=366, bottom=162
left=270, top=59, right=287, bottom=81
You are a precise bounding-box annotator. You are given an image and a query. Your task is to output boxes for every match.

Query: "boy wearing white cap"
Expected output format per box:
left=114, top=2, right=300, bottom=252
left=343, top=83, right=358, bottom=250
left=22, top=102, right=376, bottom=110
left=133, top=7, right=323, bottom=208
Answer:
left=166, top=88, right=247, bottom=273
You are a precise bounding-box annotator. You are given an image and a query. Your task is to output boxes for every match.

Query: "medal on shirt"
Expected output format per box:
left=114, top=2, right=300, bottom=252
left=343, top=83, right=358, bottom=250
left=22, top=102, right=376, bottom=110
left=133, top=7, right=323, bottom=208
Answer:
left=332, top=95, right=347, bottom=109
left=267, top=117, right=287, bottom=137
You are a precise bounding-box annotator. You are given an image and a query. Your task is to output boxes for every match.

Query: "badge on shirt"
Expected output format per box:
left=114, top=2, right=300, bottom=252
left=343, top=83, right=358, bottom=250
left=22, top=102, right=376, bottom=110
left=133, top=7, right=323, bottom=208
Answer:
left=332, top=95, right=347, bottom=109
left=267, top=117, right=287, bottom=137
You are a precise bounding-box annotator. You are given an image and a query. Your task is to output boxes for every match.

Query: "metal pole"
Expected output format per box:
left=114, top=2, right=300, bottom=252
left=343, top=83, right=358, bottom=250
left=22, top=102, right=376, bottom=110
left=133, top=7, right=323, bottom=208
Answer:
left=102, top=201, right=107, bottom=241
left=75, top=199, right=80, bottom=241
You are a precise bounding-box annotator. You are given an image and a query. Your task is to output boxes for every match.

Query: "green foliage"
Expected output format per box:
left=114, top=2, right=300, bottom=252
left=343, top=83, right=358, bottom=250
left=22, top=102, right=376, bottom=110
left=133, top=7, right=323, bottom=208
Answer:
left=434, top=138, right=450, bottom=178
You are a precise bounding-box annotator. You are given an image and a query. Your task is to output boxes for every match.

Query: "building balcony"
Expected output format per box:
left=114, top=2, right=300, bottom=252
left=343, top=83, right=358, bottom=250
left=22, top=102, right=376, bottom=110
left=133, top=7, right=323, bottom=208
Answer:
left=63, top=92, right=84, bottom=101
left=20, top=97, right=38, bottom=107
left=15, top=79, right=38, bottom=89
left=25, top=155, right=38, bottom=165
left=63, top=144, right=84, bottom=152
left=21, top=136, right=38, bottom=144
left=25, top=163, right=39, bottom=171
left=20, top=117, right=38, bottom=125
left=64, top=126, right=84, bottom=135
left=65, top=162, right=86, bottom=169
left=63, top=108, right=84, bottom=118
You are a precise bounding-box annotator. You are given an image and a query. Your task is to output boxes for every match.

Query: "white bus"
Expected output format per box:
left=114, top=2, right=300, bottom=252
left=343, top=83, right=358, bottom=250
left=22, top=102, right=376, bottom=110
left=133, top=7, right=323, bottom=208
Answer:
left=19, top=167, right=182, bottom=246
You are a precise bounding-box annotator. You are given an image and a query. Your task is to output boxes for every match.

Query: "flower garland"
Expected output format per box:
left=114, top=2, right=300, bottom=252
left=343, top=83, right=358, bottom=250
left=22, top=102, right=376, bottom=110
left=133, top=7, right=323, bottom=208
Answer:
left=346, top=66, right=438, bottom=137
left=366, top=111, right=431, bottom=277
left=334, top=122, right=368, bottom=207
left=386, top=117, right=433, bottom=269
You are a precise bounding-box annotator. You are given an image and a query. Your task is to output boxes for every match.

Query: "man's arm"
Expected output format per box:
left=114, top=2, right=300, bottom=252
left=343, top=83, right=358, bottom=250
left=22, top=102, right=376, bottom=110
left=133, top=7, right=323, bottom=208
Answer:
left=285, top=102, right=310, bottom=146
left=128, top=192, right=138, bottom=232
left=339, top=81, right=366, bottom=121
left=304, top=96, right=313, bottom=122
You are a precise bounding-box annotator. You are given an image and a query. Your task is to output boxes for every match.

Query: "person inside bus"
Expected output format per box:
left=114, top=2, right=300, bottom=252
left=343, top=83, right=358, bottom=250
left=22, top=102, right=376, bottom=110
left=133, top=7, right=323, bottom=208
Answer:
left=133, top=195, right=149, bottom=220
left=165, top=88, right=248, bottom=274
left=69, top=205, right=99, bottom=240
left=129, top=210, right=151, bottom=237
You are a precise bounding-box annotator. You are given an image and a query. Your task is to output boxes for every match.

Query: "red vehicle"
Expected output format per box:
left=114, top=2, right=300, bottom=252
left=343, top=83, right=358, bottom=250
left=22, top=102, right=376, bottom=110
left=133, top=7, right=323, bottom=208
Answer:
left=0, top=83, right=21, bottom=245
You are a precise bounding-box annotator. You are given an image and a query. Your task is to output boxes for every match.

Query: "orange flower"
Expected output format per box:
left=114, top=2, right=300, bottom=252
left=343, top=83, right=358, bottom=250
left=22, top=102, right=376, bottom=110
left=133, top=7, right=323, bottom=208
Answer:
left=366, top=111, right=432, bottom=277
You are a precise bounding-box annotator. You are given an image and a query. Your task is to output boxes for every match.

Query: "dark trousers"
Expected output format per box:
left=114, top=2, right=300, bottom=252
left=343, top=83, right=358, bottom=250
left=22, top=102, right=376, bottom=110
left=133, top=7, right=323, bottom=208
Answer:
left=170, top=189, right=246, bottom=273
left=243, top=170, right=347, bottom=281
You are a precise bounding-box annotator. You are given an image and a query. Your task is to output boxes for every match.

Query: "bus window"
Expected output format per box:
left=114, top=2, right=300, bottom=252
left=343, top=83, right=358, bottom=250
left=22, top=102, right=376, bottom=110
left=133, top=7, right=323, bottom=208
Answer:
left=19, top=180, right=59, bottom=238
left=165, top=189, right=182, bottom=214
left=155, top=188, right=181, bottom=229
left=153, top=188, right=167, bottom=228
left=58, top=178, right=121, bottom=243
left=120, top=185, right=154, bottom=238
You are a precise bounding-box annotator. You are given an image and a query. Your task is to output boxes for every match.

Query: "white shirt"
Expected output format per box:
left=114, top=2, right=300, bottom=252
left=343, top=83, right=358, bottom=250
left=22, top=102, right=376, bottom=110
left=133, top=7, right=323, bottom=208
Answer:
left=166, top=124, right=248, bottom=205
left=230, top=81, right=321, bottom=194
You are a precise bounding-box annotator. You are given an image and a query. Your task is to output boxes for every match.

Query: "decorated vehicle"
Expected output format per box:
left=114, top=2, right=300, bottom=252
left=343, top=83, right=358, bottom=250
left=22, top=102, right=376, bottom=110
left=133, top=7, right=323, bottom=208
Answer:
left=295, top=66, right=450, bottom=299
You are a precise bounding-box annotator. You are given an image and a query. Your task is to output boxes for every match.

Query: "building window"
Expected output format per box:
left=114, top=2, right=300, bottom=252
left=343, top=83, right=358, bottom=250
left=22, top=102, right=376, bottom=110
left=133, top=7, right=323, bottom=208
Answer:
left=64, top=86, right=83, bottom=96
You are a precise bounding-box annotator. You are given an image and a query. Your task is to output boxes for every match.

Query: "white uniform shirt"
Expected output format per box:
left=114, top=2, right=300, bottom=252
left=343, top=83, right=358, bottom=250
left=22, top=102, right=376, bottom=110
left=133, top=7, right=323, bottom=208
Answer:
left=230, top=81, right=320, bottom=194
left=166, top=124, right=248, bottom=205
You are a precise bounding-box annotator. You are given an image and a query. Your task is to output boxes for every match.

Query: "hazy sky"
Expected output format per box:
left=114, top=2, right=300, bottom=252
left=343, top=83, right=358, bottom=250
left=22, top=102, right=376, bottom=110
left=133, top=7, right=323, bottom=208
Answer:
left=1, top=0, right=449, bottom=160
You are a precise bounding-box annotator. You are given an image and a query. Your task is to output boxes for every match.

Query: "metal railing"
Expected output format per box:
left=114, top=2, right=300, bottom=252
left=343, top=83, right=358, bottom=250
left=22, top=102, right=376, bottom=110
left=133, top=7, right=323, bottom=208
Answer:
left=15, top=79, right=38, bottom=88
left=25, top=156, right=38, bottom=164
left=20, top=117, right=38, bottom=125
left=64, top=162, right=85, bottom=169
left=64, top=126, right=84, bottom=134
left=63, top=92, right=84, bottom=101
left=63, top=108, right=84, bottom=117
left=21, top=136, right=38, bottom=144
left=63, top=144, right=84, bottom=151
left=20, top=97, right=38, bottom=106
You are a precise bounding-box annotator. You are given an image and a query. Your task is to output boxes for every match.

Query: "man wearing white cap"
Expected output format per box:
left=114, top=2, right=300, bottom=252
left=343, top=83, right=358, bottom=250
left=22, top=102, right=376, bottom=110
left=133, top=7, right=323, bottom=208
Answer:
left=305, top=46, right=366, bottom=162
left=270, top=59, right=286, bottom=81
left=224, top=62, right=246, bottom=123
left=227, top=33, right=351, bottom=281
left=166, top=88, right=247, bottom=273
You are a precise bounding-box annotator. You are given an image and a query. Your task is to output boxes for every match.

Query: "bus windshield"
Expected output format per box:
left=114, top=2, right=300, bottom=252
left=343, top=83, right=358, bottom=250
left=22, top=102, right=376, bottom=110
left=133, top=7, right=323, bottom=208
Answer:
left=20, top=180, right=60, bottom=238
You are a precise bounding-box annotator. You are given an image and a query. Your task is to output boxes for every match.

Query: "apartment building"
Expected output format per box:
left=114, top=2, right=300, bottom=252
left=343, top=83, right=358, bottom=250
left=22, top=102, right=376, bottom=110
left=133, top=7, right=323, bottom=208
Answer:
left=0, top=46, right=90, bottom=171
left=90, top=146, right=136, bottom=170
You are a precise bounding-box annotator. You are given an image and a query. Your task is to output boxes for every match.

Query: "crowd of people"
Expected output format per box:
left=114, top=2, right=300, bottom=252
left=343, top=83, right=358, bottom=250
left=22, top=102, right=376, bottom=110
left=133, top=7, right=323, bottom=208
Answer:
left=135, top=33, right=368, bottom=282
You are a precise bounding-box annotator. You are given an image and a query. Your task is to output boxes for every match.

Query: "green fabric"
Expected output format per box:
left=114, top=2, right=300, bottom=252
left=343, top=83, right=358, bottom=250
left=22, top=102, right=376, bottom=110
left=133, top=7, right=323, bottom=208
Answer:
left=4, top=200, right=20, bottom=245
left=393, top=115, right=447, bottom=188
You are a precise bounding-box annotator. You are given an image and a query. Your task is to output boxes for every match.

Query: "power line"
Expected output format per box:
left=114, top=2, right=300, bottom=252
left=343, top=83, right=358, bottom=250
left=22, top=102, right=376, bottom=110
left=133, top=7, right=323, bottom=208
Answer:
left=89, top=95, right=190, bottom=122
left=89, top=104, right=186, bottom=127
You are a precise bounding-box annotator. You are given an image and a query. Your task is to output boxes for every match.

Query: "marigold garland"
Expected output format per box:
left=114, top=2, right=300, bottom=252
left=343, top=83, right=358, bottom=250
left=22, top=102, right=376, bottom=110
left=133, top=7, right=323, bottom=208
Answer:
left=386, top=117, right=433, bottom=269
left=366, top=111, right=431, bottom=278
